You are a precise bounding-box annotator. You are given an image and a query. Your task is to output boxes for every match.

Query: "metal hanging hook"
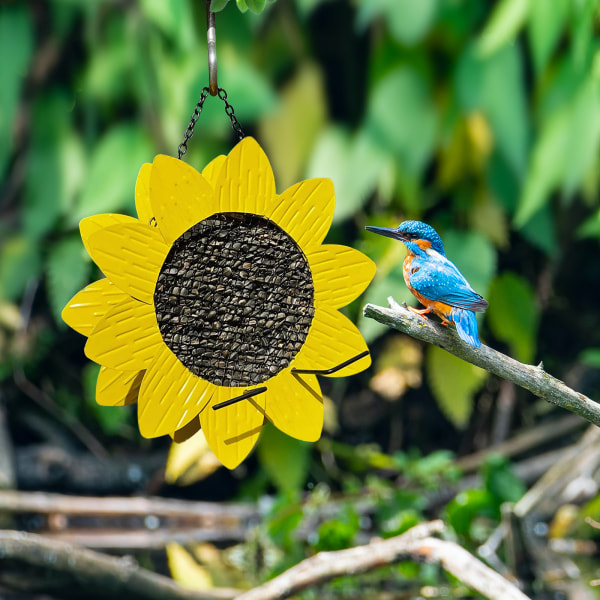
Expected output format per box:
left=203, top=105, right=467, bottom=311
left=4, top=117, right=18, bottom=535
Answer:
left=206, top=0, right=218, bottom=96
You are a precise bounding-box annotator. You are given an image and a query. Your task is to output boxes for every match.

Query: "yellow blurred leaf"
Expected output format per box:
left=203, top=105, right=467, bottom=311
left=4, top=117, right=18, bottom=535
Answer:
left=167, top=543, right=213, bottom=591
left=259, top=63, right=327, bottom=190
left=165, top=430, right=222, bottom=485
left=322, top=394, right=339, bottom=435
left=370, top=336, right=422, bottom=401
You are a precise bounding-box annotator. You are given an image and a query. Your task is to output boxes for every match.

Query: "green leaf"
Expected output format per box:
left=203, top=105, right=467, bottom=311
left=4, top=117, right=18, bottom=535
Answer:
left=0, top=236, right=42, bottom=302
left=476, top=0, right=531, bottom=57
left=486, top=272, right=539, bottom=363
left=46, top=236, right=90, bottom=324
left=520, top=204, right=557, bottom=256
left=311, top=505, right=360, bottom=552
left=257, top=423, right=311, bottom=495
left=356, top=0, right=438, bottom=46
left=0, top=5, right=34, bottom=179
left=442, top=230, right=496, bottom=296
left=210, top=0, right=231, bottom=11
left=366, top=66, right=438, bottom=177
left=456, top=44, right=529, bottom=178
left=25, top=126, right=85, bottom=240
left=70, top=124, right=153, bottom=224
left=446, top=489, right=495, bottom=536
left=426, top=346, right=487, bottom=429
left=244, top=0, right=267, bottom=13
left=306, top=125, right=393, bottom=224
left=482, top=454, right=526, bottom=505
left=139, top=0, right=194, bottom=48
left=528, top=0, right=569, bottom=73
left=516, top=78, right=600, bottom=227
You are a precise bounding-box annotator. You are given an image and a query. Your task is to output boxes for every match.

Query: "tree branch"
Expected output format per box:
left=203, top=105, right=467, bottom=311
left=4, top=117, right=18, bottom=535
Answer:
left=0, top=530, right=239, bottom=600
left=363, top=299, right=600, bottom=428
left=235, top=520, right=530, bottom=600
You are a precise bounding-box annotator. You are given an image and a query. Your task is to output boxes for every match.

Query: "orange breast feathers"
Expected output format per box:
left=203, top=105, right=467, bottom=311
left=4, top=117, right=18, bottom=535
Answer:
left=402, top=254, right=453, bottom=320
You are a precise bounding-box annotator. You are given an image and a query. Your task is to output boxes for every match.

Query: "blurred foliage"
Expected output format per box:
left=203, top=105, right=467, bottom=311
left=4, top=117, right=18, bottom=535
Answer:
left=3, top=0, right=600, bottom=596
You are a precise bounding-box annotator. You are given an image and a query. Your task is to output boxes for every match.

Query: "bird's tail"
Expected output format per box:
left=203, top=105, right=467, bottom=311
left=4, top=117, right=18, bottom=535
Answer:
left=449, top=308, right=481, bottom=348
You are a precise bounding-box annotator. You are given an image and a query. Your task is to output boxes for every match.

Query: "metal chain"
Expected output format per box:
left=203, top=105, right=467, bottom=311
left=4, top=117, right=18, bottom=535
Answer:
left=177, top=86, right=245, bottom=159
left=217, top=87, right=245, bottom=141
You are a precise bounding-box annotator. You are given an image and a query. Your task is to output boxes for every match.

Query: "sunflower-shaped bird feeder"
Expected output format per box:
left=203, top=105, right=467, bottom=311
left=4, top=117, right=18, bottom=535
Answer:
left=63, top=8, right=374, bottom=469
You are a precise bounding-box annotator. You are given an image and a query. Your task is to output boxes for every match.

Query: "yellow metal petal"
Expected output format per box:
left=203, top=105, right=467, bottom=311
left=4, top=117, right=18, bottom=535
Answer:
left=135, top=163, right=154, bottom=226
left=308, top=245, right=376, bottom=309
left=87, top=223, right=168, bottom=303
left=149, top=154, right=215, bottom=244
left=171, top=416, right=201, bottom=444
left=199, top=386, right=265, bottom=469
left=201, top=155, right=226, bottom=187
left=62, top=278, right=127, bottom=337
left=212, top=137, right=277, bottom=215
left=85, top=296, right=162, bottom=370
left=80, top=214, right=139, bottom=258
left=96, top=366, right=144, bottom=406
left=138, top=344, right=215, bottom=438
left=270, top=179, right=334, bottom=250
left=293, top=307, right=371, bottom=377
left=264, top=370, right=323, bottom=442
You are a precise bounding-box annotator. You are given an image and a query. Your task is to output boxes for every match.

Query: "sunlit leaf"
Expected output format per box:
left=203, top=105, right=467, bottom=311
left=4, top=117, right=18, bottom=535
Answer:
left=257, top=422, right=311, bottom=495
left=70, top=124, right=153, bottom=224
left=46, top=236, right=90, bottom=324
left=366, top=66, right=438, bottom=177
left=516, top=79, right=600, bottom=227
left=528, top=0, right=569, bottom=73
left=486, top=272, right=539, bottom=363
left=426, top=346, right=487, bottom=429
left=477, top=0, right=531, bottom=56
left=356, top=0, right=438, bottom=46
left=306, top=125, right=393, bottom=224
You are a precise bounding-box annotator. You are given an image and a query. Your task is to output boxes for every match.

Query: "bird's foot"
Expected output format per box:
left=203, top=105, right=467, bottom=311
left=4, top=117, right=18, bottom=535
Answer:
left=408, top=306, right=431, bottom=318
left=440, top=319, right=449, bottom=327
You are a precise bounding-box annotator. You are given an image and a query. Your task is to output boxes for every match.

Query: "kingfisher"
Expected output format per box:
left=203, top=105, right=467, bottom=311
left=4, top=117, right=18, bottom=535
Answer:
left=365, top=220, right=488, bottom=347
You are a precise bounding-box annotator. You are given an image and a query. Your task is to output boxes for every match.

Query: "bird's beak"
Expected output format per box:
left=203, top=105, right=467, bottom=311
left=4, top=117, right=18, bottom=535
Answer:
left=365, top=226, right=404, bottom=241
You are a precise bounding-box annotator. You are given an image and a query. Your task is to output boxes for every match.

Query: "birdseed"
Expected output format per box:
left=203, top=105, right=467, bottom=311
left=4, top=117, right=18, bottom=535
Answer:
left=154, top=212, right=315, bottom=386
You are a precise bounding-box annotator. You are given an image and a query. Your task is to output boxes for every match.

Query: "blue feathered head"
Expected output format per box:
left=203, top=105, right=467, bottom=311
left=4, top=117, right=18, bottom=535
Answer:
left=365, top=220, right=445, bottom=256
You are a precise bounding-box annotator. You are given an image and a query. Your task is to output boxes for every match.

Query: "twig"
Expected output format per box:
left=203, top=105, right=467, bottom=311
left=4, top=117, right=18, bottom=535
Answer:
left=363, top=300, right=600, bottom=428
left=0, top=530, right=239, bottom=600
left=235, top=520, right=530, bottom=600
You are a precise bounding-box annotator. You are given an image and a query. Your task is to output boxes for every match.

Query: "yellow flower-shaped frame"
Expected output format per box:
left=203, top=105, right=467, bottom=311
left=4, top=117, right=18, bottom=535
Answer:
left=63, top=137, right=375, bottom=468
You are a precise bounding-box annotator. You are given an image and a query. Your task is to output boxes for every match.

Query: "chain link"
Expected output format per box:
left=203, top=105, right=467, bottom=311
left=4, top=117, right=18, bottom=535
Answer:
left=178, top=87, right=245, bottom=159
left=217, top=87, right=245, bottom=141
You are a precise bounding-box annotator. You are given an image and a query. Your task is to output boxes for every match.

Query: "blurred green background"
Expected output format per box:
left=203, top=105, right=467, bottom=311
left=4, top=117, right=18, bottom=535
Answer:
left=2, top=0, right=600, bottom=596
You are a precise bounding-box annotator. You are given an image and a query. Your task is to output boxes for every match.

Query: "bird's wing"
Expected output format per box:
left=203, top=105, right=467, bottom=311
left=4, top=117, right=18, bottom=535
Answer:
left=409, top=254, right=488, bottom=312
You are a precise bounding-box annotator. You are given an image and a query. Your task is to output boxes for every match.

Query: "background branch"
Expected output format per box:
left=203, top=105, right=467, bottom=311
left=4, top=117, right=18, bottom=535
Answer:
left=364, top=299, right=600, bottom=427
left=0, top=530, right=239, bottom=600
left=236, top=520, right=530, bottom=600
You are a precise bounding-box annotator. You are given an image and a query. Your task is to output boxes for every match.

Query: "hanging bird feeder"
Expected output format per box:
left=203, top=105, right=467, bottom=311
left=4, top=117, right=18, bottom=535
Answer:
left=62, top=2, right=375, bottom=469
